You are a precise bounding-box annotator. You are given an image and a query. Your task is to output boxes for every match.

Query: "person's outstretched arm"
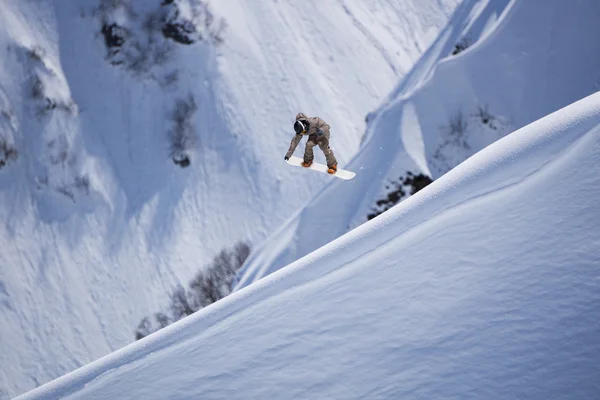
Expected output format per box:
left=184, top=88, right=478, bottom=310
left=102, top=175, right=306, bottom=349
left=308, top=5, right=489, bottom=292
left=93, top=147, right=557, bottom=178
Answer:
left=285, top=134, right=303, bottom=160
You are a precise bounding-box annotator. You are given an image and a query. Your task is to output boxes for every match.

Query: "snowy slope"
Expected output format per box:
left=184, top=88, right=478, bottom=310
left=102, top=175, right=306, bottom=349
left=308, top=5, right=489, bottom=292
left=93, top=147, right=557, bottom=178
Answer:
left=18, top=89, right=600, bottom=400
left=236, top=0, right=600, bottom=289
left=0, top=0, right=459, bottom=397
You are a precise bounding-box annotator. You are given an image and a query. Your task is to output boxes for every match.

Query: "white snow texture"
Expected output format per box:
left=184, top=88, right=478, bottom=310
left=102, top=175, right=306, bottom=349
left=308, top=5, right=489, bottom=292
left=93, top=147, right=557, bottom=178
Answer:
left=4, top=0, right=600, bottom=399
left=0, top=0, right=458, bottom=397
left=236, top=0, right=600, bottom=290
left=18, top=66, right=600, bottom=400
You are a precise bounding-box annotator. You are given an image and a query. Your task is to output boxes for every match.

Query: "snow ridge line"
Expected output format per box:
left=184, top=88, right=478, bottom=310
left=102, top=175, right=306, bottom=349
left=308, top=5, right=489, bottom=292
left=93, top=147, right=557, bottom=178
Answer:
left=18, top=89, right=600, bottom=399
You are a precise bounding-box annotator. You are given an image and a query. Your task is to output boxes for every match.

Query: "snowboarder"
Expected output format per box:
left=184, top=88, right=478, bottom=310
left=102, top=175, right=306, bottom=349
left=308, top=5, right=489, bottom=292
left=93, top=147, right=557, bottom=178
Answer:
left=284, top=112, right=338, bottom=174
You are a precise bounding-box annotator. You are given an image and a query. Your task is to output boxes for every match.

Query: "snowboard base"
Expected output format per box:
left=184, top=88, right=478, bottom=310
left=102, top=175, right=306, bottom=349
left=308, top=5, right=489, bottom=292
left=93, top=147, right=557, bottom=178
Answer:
left=286, top=156, right=355, bottom=180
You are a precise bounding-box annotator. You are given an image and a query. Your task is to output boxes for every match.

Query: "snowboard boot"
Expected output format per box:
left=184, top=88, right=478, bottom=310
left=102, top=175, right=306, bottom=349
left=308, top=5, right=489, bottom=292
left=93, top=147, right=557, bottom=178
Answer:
left=302, top=161, right=313, bottom=168
left=327, top=164, right=337, bottom=174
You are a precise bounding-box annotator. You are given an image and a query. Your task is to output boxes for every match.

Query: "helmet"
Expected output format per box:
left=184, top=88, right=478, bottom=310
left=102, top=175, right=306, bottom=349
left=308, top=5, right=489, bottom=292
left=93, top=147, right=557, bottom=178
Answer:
left=294, top=119, right=307, bottom=134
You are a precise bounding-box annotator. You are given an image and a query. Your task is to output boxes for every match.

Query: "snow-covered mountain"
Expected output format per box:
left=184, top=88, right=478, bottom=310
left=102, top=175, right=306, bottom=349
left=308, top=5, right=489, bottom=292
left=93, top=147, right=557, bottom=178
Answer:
left=18, top=88, right=600, bottom=400
left=236, top=0, right=600, bottom=289
left=0, top=0, right=459, bottom=397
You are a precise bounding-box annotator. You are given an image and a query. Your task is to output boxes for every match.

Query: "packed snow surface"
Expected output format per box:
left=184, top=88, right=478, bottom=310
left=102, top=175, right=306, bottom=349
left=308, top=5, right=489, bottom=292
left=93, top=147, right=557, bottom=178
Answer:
left=0, top=0, right=458, bottom=396
left=236, top=0, right=600, bottom=290
left=18, top=90, right=600, bottom=400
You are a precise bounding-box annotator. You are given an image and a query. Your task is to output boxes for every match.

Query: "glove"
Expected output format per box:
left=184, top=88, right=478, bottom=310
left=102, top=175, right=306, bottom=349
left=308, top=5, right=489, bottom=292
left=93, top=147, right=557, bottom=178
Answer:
left=317, top=128, right=324, bottom=136
left=284, top=155, right=290, bottom=161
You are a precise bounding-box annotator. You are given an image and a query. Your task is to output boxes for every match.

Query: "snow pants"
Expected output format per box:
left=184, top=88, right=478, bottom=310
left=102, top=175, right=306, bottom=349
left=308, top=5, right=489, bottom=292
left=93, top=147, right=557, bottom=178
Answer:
left=304, top=133, right=337, bottom=168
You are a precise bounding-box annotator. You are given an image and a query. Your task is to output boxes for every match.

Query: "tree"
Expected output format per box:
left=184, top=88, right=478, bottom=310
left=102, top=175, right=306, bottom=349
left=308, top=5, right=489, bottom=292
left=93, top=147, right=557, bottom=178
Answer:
left=135, top=241, right=252, bottom=340
left=155, top=312, right=171, bottom=329
left=135, top=317, right=153, bottom=340
left=169, top=285, right=196, bottom=320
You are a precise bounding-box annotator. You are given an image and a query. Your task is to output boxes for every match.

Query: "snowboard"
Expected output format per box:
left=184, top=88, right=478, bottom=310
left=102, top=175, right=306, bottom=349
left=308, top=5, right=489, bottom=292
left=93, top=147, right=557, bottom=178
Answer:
left=286, top=156, right=356, bottom=180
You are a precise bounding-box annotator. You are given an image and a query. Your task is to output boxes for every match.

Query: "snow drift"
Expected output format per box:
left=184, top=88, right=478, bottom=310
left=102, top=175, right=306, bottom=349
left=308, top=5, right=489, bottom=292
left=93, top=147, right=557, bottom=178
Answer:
left=236, top=0, right=600, bottom=289
left=18, top=86, right=600, bottom=400
left=0, top=0, right=459, bottom=397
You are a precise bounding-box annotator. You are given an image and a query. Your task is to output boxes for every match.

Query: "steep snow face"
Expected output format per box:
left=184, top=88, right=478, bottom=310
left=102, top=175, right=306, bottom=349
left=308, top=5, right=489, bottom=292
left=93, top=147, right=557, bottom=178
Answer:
left=18, top=90, right=600, bottom=400
left=0, top=0, right=458, bottom=397
left=236, top=0, right=600, bottom=289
